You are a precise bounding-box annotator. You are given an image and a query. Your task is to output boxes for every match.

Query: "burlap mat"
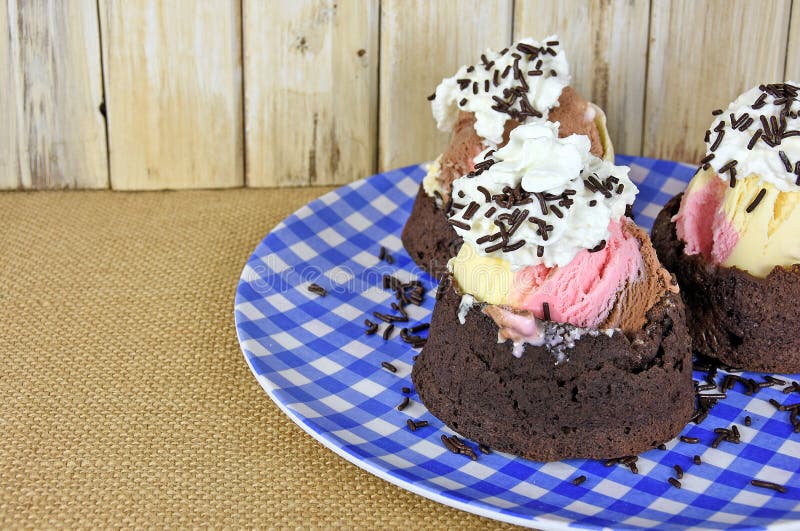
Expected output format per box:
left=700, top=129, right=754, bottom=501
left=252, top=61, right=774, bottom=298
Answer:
left=0, top=188, right=519, bottom=529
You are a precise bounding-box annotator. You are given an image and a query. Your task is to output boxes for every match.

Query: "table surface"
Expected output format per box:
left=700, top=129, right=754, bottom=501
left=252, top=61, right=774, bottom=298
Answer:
left=0, top=188, right=519, bottom=529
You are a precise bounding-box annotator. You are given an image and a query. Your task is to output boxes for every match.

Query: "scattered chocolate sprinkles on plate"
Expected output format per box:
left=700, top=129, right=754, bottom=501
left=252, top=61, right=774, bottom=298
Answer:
left=668, top=477, right=682, bottom=489
left=693, top=455, right=702, bottom=465
left=397, top=396, right=410, bottom=411
left=364, top=319, right=379, bottom=335
left=381, top=361, right=397, bottom=373
left=441, top=434, right=478, bottom=460
left=572, top=475, right=587, bottom=486
left=406, top=419, right=429, bottom=432
left=751, top=479, right=787, bottom=494
left=308, top=283, right=327, bottom=297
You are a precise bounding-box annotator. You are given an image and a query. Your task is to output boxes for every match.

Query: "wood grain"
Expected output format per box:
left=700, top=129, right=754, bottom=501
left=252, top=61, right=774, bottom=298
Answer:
left=644, top=0, right=791, bottom=163
left=99, top=0, right=243, bottom=190
left=244, top=0, right=378, bottom=187
left=514, top=0, right=650, bottom=156
left=0, top=0, right=20, bottom=189
left=378, top=0, right=512, bottom=171
left=785, top=1, right=800, bottom=79
left=2, top=0, right=107, bottom=189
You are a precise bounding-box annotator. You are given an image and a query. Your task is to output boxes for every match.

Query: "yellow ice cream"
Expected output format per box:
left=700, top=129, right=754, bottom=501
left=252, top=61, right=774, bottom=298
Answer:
left=450, top=243, right=513, bottom=305
left=676, top=167, right=800, bottom=278
left=722, top=176, right=800, bottom=276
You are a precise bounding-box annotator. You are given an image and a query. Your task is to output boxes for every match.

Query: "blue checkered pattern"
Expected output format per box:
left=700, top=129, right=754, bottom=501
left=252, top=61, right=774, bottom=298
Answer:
left=235, top=157, right=800, bottom=530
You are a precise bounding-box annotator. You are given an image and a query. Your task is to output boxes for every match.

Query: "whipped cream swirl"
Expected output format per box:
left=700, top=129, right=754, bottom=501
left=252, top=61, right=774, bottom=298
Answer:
left=430, top=36, right=570, bottom=145
left=448, top=122, right=636, bottom=269
left=705, top=82, right=800, bottom=192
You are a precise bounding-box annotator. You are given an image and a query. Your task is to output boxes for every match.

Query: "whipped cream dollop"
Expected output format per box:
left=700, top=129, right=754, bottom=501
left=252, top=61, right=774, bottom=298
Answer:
left=448, top=122, right=636, bottom=269
left=705, top=82, right=800, bottom=192
left=430, top=36, right=570, bottom=145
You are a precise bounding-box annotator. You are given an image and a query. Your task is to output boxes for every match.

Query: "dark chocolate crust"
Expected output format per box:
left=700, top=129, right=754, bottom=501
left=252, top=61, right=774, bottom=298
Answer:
left=401, top=184, right=462, bottom=278
left=411, top=277, right=694, bottom=461
left=652, top=193, right=800, bottom=373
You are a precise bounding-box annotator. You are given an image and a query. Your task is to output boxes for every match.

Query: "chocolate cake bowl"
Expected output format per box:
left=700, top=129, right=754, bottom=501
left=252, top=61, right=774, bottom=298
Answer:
left=652, top=82, right=800, bottom=374
left=402, top=35, right=614, bottom=278
left=411, top=121, right=694, bottom=461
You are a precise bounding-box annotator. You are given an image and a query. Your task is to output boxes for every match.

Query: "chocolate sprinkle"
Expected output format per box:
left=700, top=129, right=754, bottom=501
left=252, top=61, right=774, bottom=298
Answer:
left=780, top=150, right=792, bottom=172
left=542, top=302, right=551, bottom=321
left=441, top=434, right=458, bottom=453
left=680, top=436, right=699, bottom=444
left=381, top=361, right=398, bottom=373
left=746, top=188, right=767, bottom=213
left=477, top=185, right=492, bottom=202
left=397, top=396, right=410, bottom=411
left=674, top=464, right=684, bottom=479
left=668, top=477, right=682, bottom=489
left=402, top=386, right=411, bottom=394
left=365, top=320, right=379, bottom=335
left=572, top=475, right=587, bottom=486
left=382, top=324, right=395, bottom=340
left=308, top=283, right=327, bottom=297
left=462, top=202, right=480, bottom=220
left=588, top=240, right=606, bottom=253
left=449, top=219, right=471, bottom=231
left=747, top=129, right=762, bottom=150
left=745, top=415, right=752, bottom=426
left=693, top=455, right=702, bottom=465
left=751, top=479, right=787, bottom=494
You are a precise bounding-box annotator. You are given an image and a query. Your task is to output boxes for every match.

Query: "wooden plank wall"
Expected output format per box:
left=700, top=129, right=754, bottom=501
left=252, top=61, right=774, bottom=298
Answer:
left=378, top=0, right=512, bottom=171
left=3, top=0, right=107, bottom=189
left=0, top=0, right=798, bottom=190
left=244, top=0, right=379, bottom=187
left=644, top=0, right=792, bottom=162
left=99, top=0, right=243, bottom=190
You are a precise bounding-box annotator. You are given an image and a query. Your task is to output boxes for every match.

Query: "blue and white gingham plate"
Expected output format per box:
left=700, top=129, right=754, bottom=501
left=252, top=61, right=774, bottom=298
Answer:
left=234, top=156, right=800, bottom=530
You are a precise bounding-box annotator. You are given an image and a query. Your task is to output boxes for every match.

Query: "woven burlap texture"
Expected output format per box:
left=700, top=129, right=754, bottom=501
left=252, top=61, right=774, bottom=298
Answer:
left=0, top=189, right=519, bottom=529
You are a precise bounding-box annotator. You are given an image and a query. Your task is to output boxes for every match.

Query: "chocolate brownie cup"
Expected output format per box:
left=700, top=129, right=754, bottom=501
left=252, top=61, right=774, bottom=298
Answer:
left=412, top=278, right=693, bottom=461
left=652, top=194, right=800, bottom=373
left=650, top=83, right=800, bottom=373
left=401, top=36, right=613, bottom=275
left=401, top=185, right=461, bottom=279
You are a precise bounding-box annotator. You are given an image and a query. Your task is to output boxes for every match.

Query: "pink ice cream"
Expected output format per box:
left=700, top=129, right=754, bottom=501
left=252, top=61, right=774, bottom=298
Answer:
left=509, top=219, right=641, bottom=328
left=673, top=173, right=739, bottom=264
left=498, top=219, right=674, bottom=332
